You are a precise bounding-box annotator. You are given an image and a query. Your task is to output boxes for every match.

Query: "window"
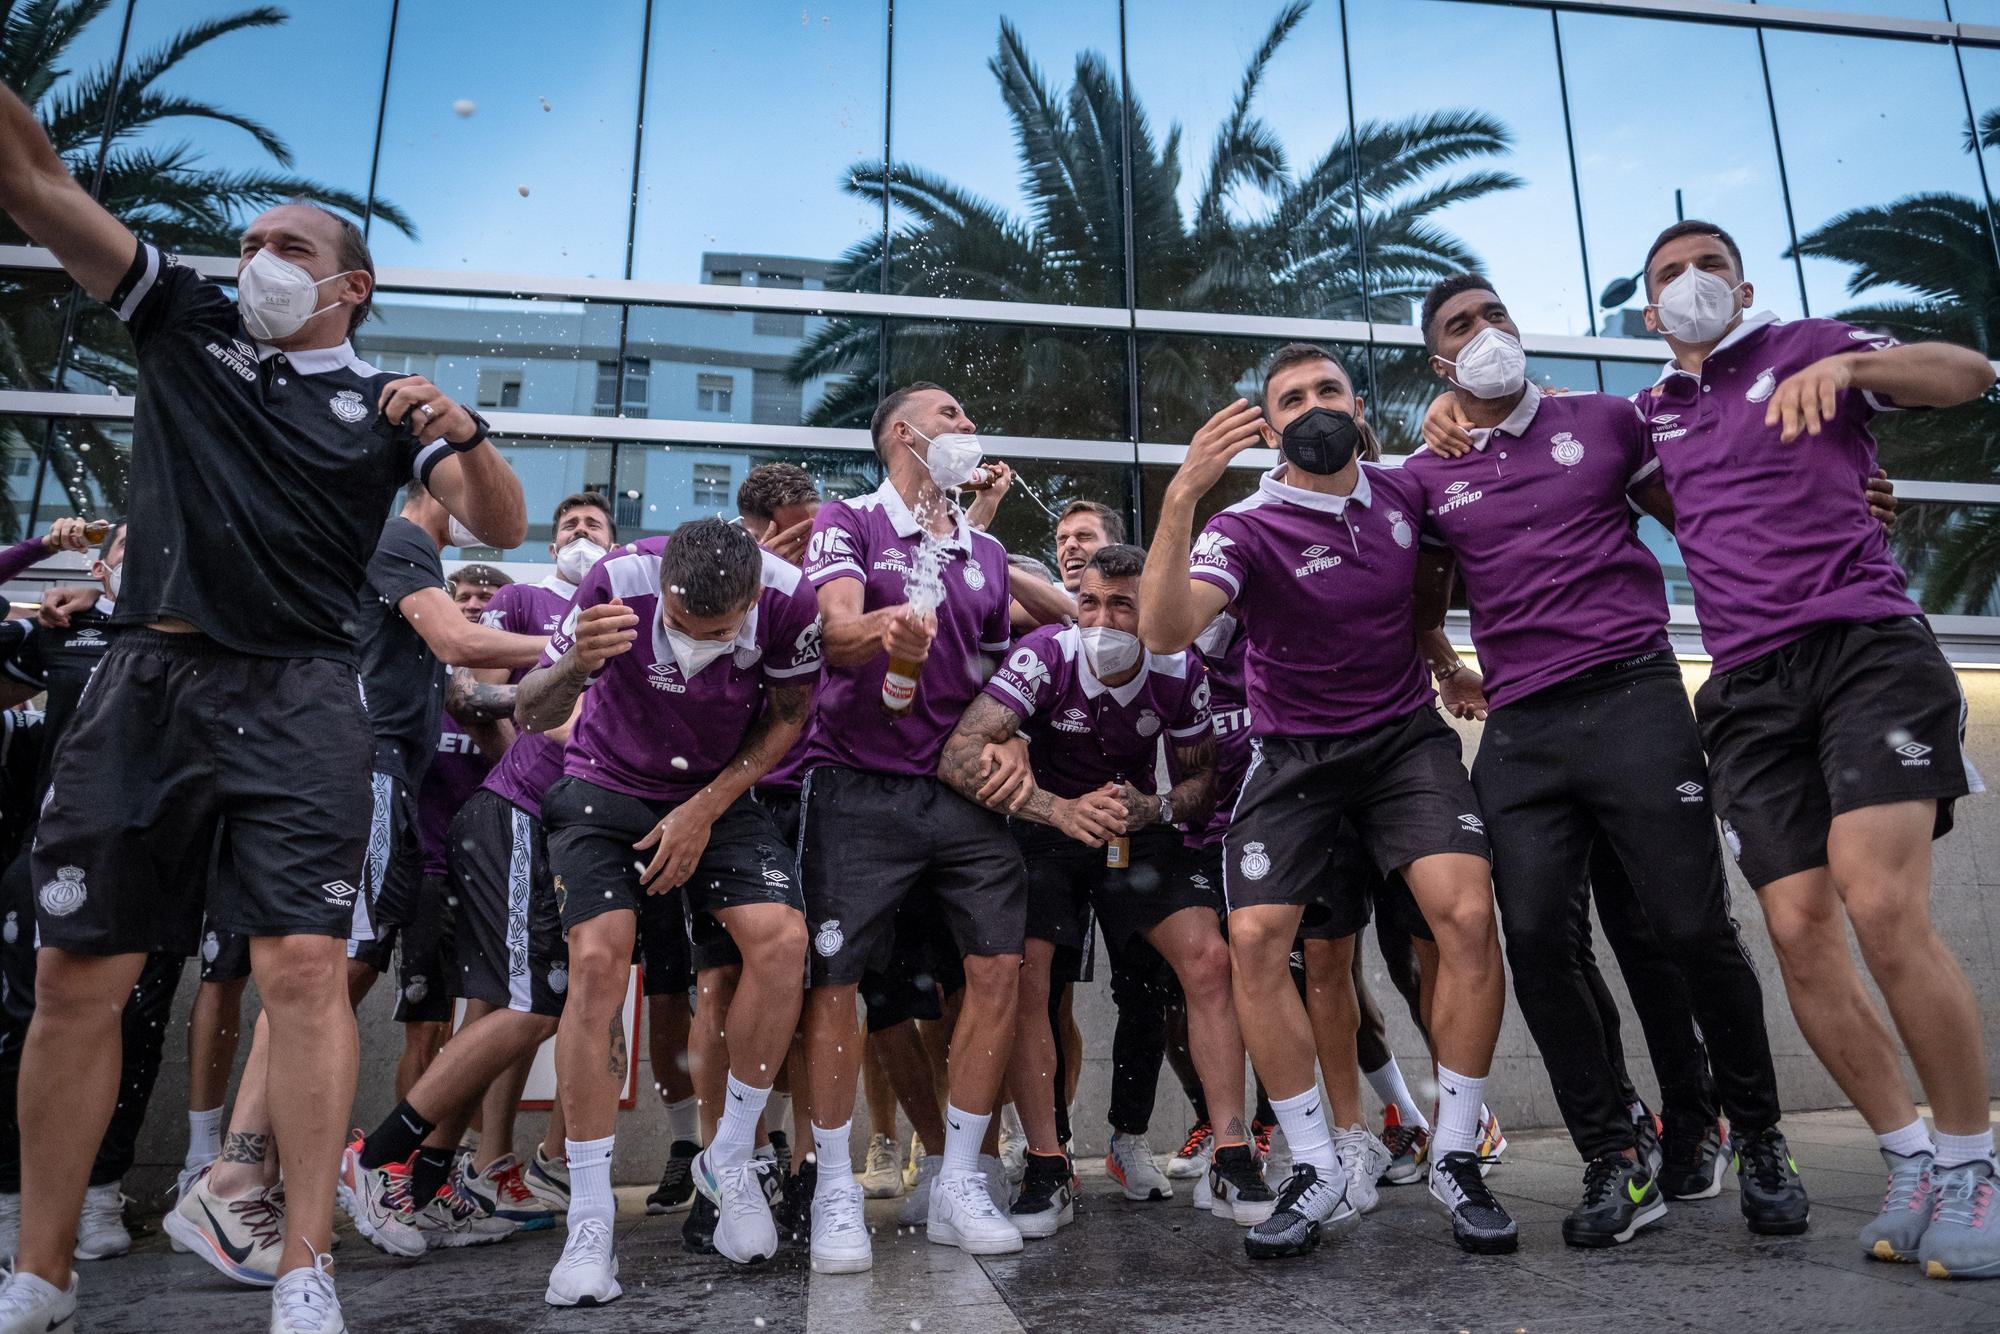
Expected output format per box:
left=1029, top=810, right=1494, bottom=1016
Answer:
left=594, top=357, right=651, bottom=418
left=697, top=373, right=735, bottom=414
left=692, top=463, right=732, bottom=509
left=476, top=368, right=524, bottom=410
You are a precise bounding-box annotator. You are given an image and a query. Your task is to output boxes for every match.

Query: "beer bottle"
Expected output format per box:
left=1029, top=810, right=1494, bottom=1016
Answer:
left=82, top=519, right=112, bottom=544
left=1106, top=773, right=1131, bottom=869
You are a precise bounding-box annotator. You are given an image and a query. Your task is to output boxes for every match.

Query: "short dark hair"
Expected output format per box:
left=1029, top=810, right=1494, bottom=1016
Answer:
left=1083, top=543, right=1146, bottom=582
left=1057, top=499, right=1125, bottom=544
left=1643, top=220, right=1744, bottom=298
left=1420, top=273, right=1497, bottom=353
left=448, top=563, right=512, bottom=593
left=663, top=517, right=762, bottom=618
left=736, top=463, right=820, bottom=522
left=1258, top=342, right=1352, bottom=414
left=553, top=491, right=617, bottom=542
left=869, top=381, right=945, bottom=463
left=283, top=197, right=374, bottom=337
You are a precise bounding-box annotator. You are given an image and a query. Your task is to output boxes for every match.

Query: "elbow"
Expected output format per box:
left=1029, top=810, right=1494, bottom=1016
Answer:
left=1136, top=611, right=1183, bottom=656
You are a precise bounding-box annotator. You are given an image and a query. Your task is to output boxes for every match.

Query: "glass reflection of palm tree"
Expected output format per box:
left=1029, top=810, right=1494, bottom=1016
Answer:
left=0, top=1, right=415, bottom=534
left=793, top=0, right=1520, bottom=460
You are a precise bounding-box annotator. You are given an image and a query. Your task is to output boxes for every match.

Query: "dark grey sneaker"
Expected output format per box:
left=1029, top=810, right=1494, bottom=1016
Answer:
left=1660, top=1118, right=1728, bottom=1201
left=1243, top=1163, right=1356, bottom=1260
left=1860, top=1148, right=1935, bottom=1262
left=1562, top=1154, right=1667, bottom=1249
left=1733, top=1127, right=1809, bottom=1236
left=1919, top=1159, right=2000, bottom=1279
left=646, top=1140, right=700, bottom=1215
left=1430, top=1150, right=1518, bottom=1254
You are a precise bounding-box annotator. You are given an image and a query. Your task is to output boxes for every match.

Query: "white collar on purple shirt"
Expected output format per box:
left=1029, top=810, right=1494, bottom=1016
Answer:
left=1465, top=382, right=1544, bottom=452
left=1258, top=462, right=1373, bottom=514
left=1651, top=309, right=1781, bottom=386
left=538, top=573, right=573, bottom=595
left=1059, top=623, right=1151, bottom=706
left=869, top=479, right=973, bottom=554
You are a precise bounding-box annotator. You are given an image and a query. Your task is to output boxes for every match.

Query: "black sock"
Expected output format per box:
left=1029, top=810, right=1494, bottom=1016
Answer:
left=360, top=1099, right=437, bottom=1170
left=410, top=1147, right=456, bottom=1208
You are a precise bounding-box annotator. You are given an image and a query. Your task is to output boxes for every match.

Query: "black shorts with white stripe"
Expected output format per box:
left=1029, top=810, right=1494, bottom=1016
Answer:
left=449, top=788, right=567, bottom=1017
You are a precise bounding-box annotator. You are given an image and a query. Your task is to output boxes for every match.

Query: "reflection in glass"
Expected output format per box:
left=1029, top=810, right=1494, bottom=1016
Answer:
left=1137, top=331, right=1369, bottom=445
left=364, top=294, right=624, bottom=418
left=1366, top=345, right=1597, bottom=456
left=630, top=301, right=879, bottom=428
left=882, top=320, right=1128, bottom=441
left=608, top=446, right=878, bottom=546
left=449, top=437, right=615, bottom=562
left=4, top=419, right=133, bottom=543
left=370, top=0, right=643, bottom=276
left=632, top=3, right=886, bottom=289
left=1141, top=462, right=1261, bottom=538
left=979, top=459, right=1133, bottom=570
left=1895, top=501, right=2000, bottom=616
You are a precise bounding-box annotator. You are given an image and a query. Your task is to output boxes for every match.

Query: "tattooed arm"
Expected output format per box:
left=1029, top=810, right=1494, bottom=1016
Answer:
left=1117, top=732, right=1218, bottom=835
left=938, top=696, right=1125, bottom=845
left=446, top=667, right=517, bottom=758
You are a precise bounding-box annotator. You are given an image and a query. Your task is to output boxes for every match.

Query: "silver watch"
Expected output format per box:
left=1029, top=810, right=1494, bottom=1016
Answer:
left=1156, top=794, right=1176, bottom=826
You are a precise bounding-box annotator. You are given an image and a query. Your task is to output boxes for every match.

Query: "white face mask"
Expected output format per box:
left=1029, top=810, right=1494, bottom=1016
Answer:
left=555, top=537, right=606, bottom=585
left=664, top=623, right=735, bottom=679
left=1080, top=625, right=1142, bottom=678
left=1649, top=266, right=1745, bottom=344
left=448, top=516, right=479, bottom=548
left=236, top=248, right=356, bottom=343
left=1437, top=326, right=1526, bottom=400
left=103, top=562, right=122, bottom=600
left=907, top=426, right=986, bottom=491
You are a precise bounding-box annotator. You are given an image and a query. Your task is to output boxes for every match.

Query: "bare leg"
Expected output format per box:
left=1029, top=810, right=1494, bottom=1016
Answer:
left=1057, top=983, right=1083, bottom=1109
left=554, top=912, right=636, bottom=1144
left=692, top=967, right=738, bottom=1141
left=394, top=1021, right=451, bottom=1102
left=208, top=1012, right=281, bottom=1197
left=1302, top=936, right=1365, bottom=1126
left=1144, top=908, right=1247, bottom=1139
left=947, top=954, right=1022, bottom=1117
left=862, top=1029, right=901, bottom=1141
left=1396, top=854, right=1504, bottom=1079
left=252, top=933, right=359, bottom=1276
left=806, top=983, right=863, bottom=1134
left=1006, top=940, right=1062, bottom=1153
left=876, top=1019, right=947, bottom=1150
left=187, top=977, right=249, bottom=1118
left=648, top=991, right=695, bottom=1105
left=715, top=902, right=808, bottom=1088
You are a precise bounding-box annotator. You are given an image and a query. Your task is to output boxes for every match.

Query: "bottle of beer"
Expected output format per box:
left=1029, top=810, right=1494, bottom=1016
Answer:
left=1106, top=773, right=1131, bottom=869
left=82, top=519, right=112, bottom=544
left=881, top=653, right=921, bottom=717
left=960, top=467, right=999, bottom=492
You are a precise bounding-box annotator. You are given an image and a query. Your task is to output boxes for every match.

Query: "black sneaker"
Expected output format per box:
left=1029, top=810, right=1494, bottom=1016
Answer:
left=1209, top=1143, right=1277, bottom=1225
left=1244, top=1162, right=1355, bottom=1260
left=646, top=1140, right=700, bottom=1215
left=1733, top=1127, right=1809, bottom=1235
left=1010, top=1152, right=1074, bottom=1240
left=769, top=1130, right=792, bottom=1179
left=783, top=1159, right=817, bottom=1247
left=1429, top=1150, right=1518, bottom=1254
left=682, top=1191, right=719, bottom=1254
left=1562, top=1154, right=1667, bottom=1248
left=1660, top=1117, right=1727, bottom=1200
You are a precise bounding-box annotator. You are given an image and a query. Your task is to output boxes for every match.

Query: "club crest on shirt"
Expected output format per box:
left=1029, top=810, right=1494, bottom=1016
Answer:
left=547, top=962, right=569, bottom=995
left=329, top=389, right=369, bottom=423
left=1239, top=842, right=1271, bottom=881
left=38, top=865, right=86, bottom=917
left=1192, top=677, right=1211, bottom=712
left=1387, top=510, right=1414, bottom=548
left=1746, top=368, right=1777, bottom=403
left=1136, top=709, right=1161, bottom=738
left=962, top=563, right=986, bottom=591
left=1549, top=432, right=1585, bottom=466
left=814, top=919, right=844, bottom=957
left=2, top=911, right=17, bottom=945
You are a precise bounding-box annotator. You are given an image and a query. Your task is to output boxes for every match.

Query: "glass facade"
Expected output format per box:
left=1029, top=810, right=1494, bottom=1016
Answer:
left=3, top=0, right=1997, bottom=616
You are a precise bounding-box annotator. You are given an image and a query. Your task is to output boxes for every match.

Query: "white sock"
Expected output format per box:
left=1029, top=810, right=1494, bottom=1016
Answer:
left=664, top=1095, right=699, bottom=1146
left=1878, top=1117, right=1936, bottom=1160
left=1361, top=1058, right=1427, bottom=1129
left=941, top=1104, right=990, bottom=1180
left=565, top=1135, right=617, bottom=1228
left=1269, top=1086, right=1335, bottom=1174
left=814, top=1120, right=853, bottom=1195
left=766, top=1092, right=793, bottom=1140
left=1933, top=1128, right=1997, bottom=1170
left=1432, top=1066, right=1486, bottom=1161
left=187, top=1106, right=224, bottom=1167
left=712, top=1074, right=770, bottom=1169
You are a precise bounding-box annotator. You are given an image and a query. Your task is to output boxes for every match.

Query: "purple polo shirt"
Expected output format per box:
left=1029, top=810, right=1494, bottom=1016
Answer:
left=983, top=623, right=1211, bottom=800
left=1637, top=312, right=1919, bottom=672
left=1189, top=612, right=1251, bottom=849
left=551, top=537, right=821, bottom=803
left=800, top=480, right=1013, bottom=777
left=477, top=575, right=579, bottom=819
left=1190, top=463, right=1433, bottom=738
left=1402, top=385, right=1671, bottom=709
left=418, top=714, right=492, bottom=877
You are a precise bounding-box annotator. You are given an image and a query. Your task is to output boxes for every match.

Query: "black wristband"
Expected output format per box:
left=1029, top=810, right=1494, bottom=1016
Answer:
left=449, top=409, right=493, bottom=453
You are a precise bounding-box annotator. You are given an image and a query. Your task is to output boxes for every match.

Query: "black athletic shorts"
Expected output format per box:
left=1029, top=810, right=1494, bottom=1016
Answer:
left=1015, top=822, right=1214, bottom=954
left=860, top=893, right=958, bottom=1032
left=1183, top=828, right=1429, bottom=944
left=799, top=766, right=1025, bottom=987
left=198, top=922, right=252, bottom=985
left=544, top=777, right=803, bottom=978
left=450, top=788, right=568, bottom=1018
left=348, top=771, right=422, bottom=973
left=32, top=631, right=372, bottom=954
left=392, top=872, right=456, bottom=1024
left=1694, top=616, right=1981, bottom=889
left=639, top=890, right=695, bottom=998
left=1223, top=708, right=1488, bottom=921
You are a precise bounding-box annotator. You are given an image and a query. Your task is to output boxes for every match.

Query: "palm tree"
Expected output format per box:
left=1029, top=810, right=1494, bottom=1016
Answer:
left=791, top=0, right=1520, bottom=479
left=0, top=0, right=415, bottom=536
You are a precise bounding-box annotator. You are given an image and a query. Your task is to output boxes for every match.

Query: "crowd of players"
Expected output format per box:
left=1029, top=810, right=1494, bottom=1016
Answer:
left=0, top=69, right=1991, bottom=1334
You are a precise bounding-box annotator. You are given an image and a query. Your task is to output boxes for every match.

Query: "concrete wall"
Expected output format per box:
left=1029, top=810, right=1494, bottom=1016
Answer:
left=117, top=667, right=2000, bottom=1199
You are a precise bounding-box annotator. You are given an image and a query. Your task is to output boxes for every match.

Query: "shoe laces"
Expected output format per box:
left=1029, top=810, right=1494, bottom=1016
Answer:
left=1381, top=1121, right=1422, bottom=1159
left=378, top=1163, right=419, bottom=1218
left=1270, top=1163, right=1326, bottom=1215
left=946, top=1171, right=1005, bottom=1219
left=1333, top=1125, right=1381, bottom=1175
left=80, top=1185, right=128, bottom=1228
left=1736, top=1130, right=1793, bottom=1193
left=231, top=1191, right=288, bottom=1249
left=724, top=1162, right=770, bottom=1221
left=559, top=1217, right=615, bottom=1269
left=1111, top=1134, right=1155, bottom=1173
left=492, top=1160, right=537, bottom=1206
left=1252, top=1121, right=1275, bottom=1160
left=817, top=1185, right=864, bottom=1233
left=1581, top=1155, right=1631, bottom=1208
left=1931, top=1164, right=1996, bottom=1232
left=865, top=1136, right=898, bottom=1175
left=1880, top=1155, right=1935, bottom=1216
left=1436, top=1151, right=1506, bottom=1218
left=1176, top=1122, right=1213, bottom=1159
left=273, top=1252, right=339, bottom=1333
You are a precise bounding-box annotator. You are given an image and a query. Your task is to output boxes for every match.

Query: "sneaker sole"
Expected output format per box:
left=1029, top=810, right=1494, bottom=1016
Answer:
left=1431, top=1189, right=1518, bottom=1254
left=1666, top=1154, right=1727, bottom=1201
left=544, top=1281, right=623, bottom=1307
left=1013, top=1201, right=1073, bottom=1239
left=1746, top=1211, right=1811, bottom=1236
left=423, top=1225, right=514, bottom=1249
left=1923, top=1256, right=2000, bottom=1280
left=928, top=1219, right=1025, bottom=1254
left=1166, top=1160, right=1208, bottom=1181
left=1215, top=1197, right=1276, bottom=1227
left=72, top=1238, right=130, bottom=1261
left=860, top=1174, right=906, bottom=1200
left=335, top=1176, right=426, bottom=1260
left=1562, top=1199, right=1668, bottom=1249
left=1243, top=1209, right=1358, bottom=1260
left=498, top=1211, right=557, bottom=1231
left=162, top=1208, right=277, bottom=1288
left=1118, top=1182, right=1171, bottom=1202
left=810, top=1249, right=873, bottom=1274
left=1871, top=1238, right=1916, bottom=1263
left=1379, top=1161, right=1424, bottom=1186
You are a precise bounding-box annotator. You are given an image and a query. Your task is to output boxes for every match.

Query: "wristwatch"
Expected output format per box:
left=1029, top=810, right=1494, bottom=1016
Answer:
left=449, top=408, right=493, bottom=453
left=1156, top=793, right=1176, bottom=827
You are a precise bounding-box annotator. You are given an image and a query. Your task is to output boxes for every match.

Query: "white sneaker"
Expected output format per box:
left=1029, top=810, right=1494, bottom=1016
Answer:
left=809, top=1177, right=872, bottom=1274
left=859, top=1133, right=905, bottom=1199
left=978, top=1154, right=1013, bottom=1215
left=0, top=1270, right=75, bottom=1334
left=1167, top=1122, right=1214, bottom=1181
left=0, top=1193, right=16, bottom=1260
left=696, top=1150, right=779, bottom=1265
left=72, top=1181, right=130, bottom=1260
left=896, top=1154, right=943, bottom=1227
left=544, top=1217, right=621, bottom=1307
left=336, top=1139, right=425, bottom=1259
left=1192, top=1169, right=1213, bottom=1212
left=1334, top=1125, right=1390, bottom=1215
left=269, top=1253, right=343, bottom=1333
left=168, top=1162, right=213, bottom=1253
left=524, top=1143, right=571, bottom=1211
left=163, top=1169, right=285, bottom=1287
left=928, top=1170, right=1024, bottom=1255
left=1106, top=1132, right=1173, bottom=1202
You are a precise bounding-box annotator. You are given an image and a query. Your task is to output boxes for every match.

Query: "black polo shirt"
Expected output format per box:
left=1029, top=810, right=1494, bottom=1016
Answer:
left=0, top=605, right=116, bottom=804
left=355, top=516, right=448, bottom=784
left=103, top=241, right=450, bottom=664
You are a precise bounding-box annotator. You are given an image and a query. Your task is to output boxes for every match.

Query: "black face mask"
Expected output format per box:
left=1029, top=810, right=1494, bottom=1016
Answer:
left=1278, top=407, right=1361, bottom=475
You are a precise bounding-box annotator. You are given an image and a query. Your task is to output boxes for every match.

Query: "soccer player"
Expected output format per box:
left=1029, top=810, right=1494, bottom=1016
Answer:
left=799, top=382, right=1026, bottom=1273
left=0, top=70, right=528, bottom=1330
left=449, top=563, right=511, bottom=620
left=1139, top=349, right=1517, bottom=1260
left=1402, top=274, right=1796, bottom=1247
left=940, top=542, right=1243, bottom=1237
left=518, top=517, right=818, bottom=1300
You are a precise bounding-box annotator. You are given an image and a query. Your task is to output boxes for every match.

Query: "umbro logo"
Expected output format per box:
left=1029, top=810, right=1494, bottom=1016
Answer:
left=322, top=880, right=358, bottom=907
left=1302, top=544, right=1330, bottom=559
left=646, top=662, right=686, bottom=693
left=1896, top=740, right=1933, bottom=766
left=1445, top=480, right=1469, bottom=495
left=1053, top=707, right=1090, bottom=734
left=1676, top=780, right=1704, bottom=803
left=883, top=547, right=905, bottom=561
left=1457, top=813, right=1485, bottom=833
left=1650, top=414, right=1679, bottom=425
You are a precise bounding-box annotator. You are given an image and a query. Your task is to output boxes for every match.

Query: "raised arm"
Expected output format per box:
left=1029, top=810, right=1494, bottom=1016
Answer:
left=0, top=82, right=135, bottom=301
left=399, top=586, right=546, bottom=670
left=445, top=667, right=517, bottom=760
left=1768, top=341, right=1997, bottom=442
left=1139, top=402, right=1259, bottom=653
left=515, top=599, right=639, bottom=732
left=397, top=413, right=528, bottom=550
left=1008, top=563, right=1075, bottom=628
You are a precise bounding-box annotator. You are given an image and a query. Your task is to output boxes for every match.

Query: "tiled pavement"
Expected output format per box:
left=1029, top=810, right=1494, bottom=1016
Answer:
left=76, top=1105, right=2000, bottom=1332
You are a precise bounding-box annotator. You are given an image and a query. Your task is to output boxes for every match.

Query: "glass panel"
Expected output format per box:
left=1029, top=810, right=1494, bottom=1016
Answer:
left=1140, top=462, right=1261, bottom=540
left=609, top=444, right=879, bottom=545
left=884, top=320, right=1129, bottom=441
left=370, top=0, right=644, bottom=276
left=1124, top=0, right=1361, bottom=317
left=979, top=458, right=1133, bottom=570
left=449, top=438, right=614, bottom=563
left=625, top=306, right=882, bottom=428
left=113, top=0, right=393, bottom=248
left=885, top=0, right=1125, bottom=305
left=9, top=418, right=133, bottom=540
left=0, top=416, right=49, bottom=543
left=1769, top=0, right=1947, bottom=16
left=1136, top=332, right=1369, bottom=445
left=1346, top=0, right=1591, bottom=335
left=632, top=2, right=886, bottom=291
left=1558, top=11, right=1804, bottom=332
left=1872, top=393, right=2000, bottom=485
left=363, top=294, right=623, bottom=417
left=1892, top=501, right=2000, bottom=616
left=1952, top=0, right=2000, bottom=20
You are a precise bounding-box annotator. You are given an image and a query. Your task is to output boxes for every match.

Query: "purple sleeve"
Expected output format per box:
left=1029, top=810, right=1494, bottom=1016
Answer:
left=0, top=537, right=46, bottom=588
left=1168, top=662, right=1214, bottom=740
left=1190, top=513, right=1248, bottom=600
left=1822, top=319, right=1906, bottom=418
left=803, top=503, right=865, bottom=586
left=540, top=565, right=611, bottom=667
left=764, top=580, right=823, bottom=682
left=983, top=633, right=1058, bottom=719
left=1615, top=399, right=1659, bottom=490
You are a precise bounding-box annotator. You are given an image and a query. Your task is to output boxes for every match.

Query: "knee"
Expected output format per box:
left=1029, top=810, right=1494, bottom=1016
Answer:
left=742, top=914, right=808, bottom=977
left=1844, top=890, right=1932, bottom=969
left=962, top=953, right=1021, bottom=1008
left=1226, top=914, right=1290, bottom=974
left=566, top=934, right=630, bottom=1002
left=1181, top=937, right=1233, bottom=1001
left=1761, top=895, right=1842, bottom=975
left=29, top=957, right=126, bottom=1022
left=252, top=935, right=347, bottom=1010
left=1428, top=887, right=1499, bottom=959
